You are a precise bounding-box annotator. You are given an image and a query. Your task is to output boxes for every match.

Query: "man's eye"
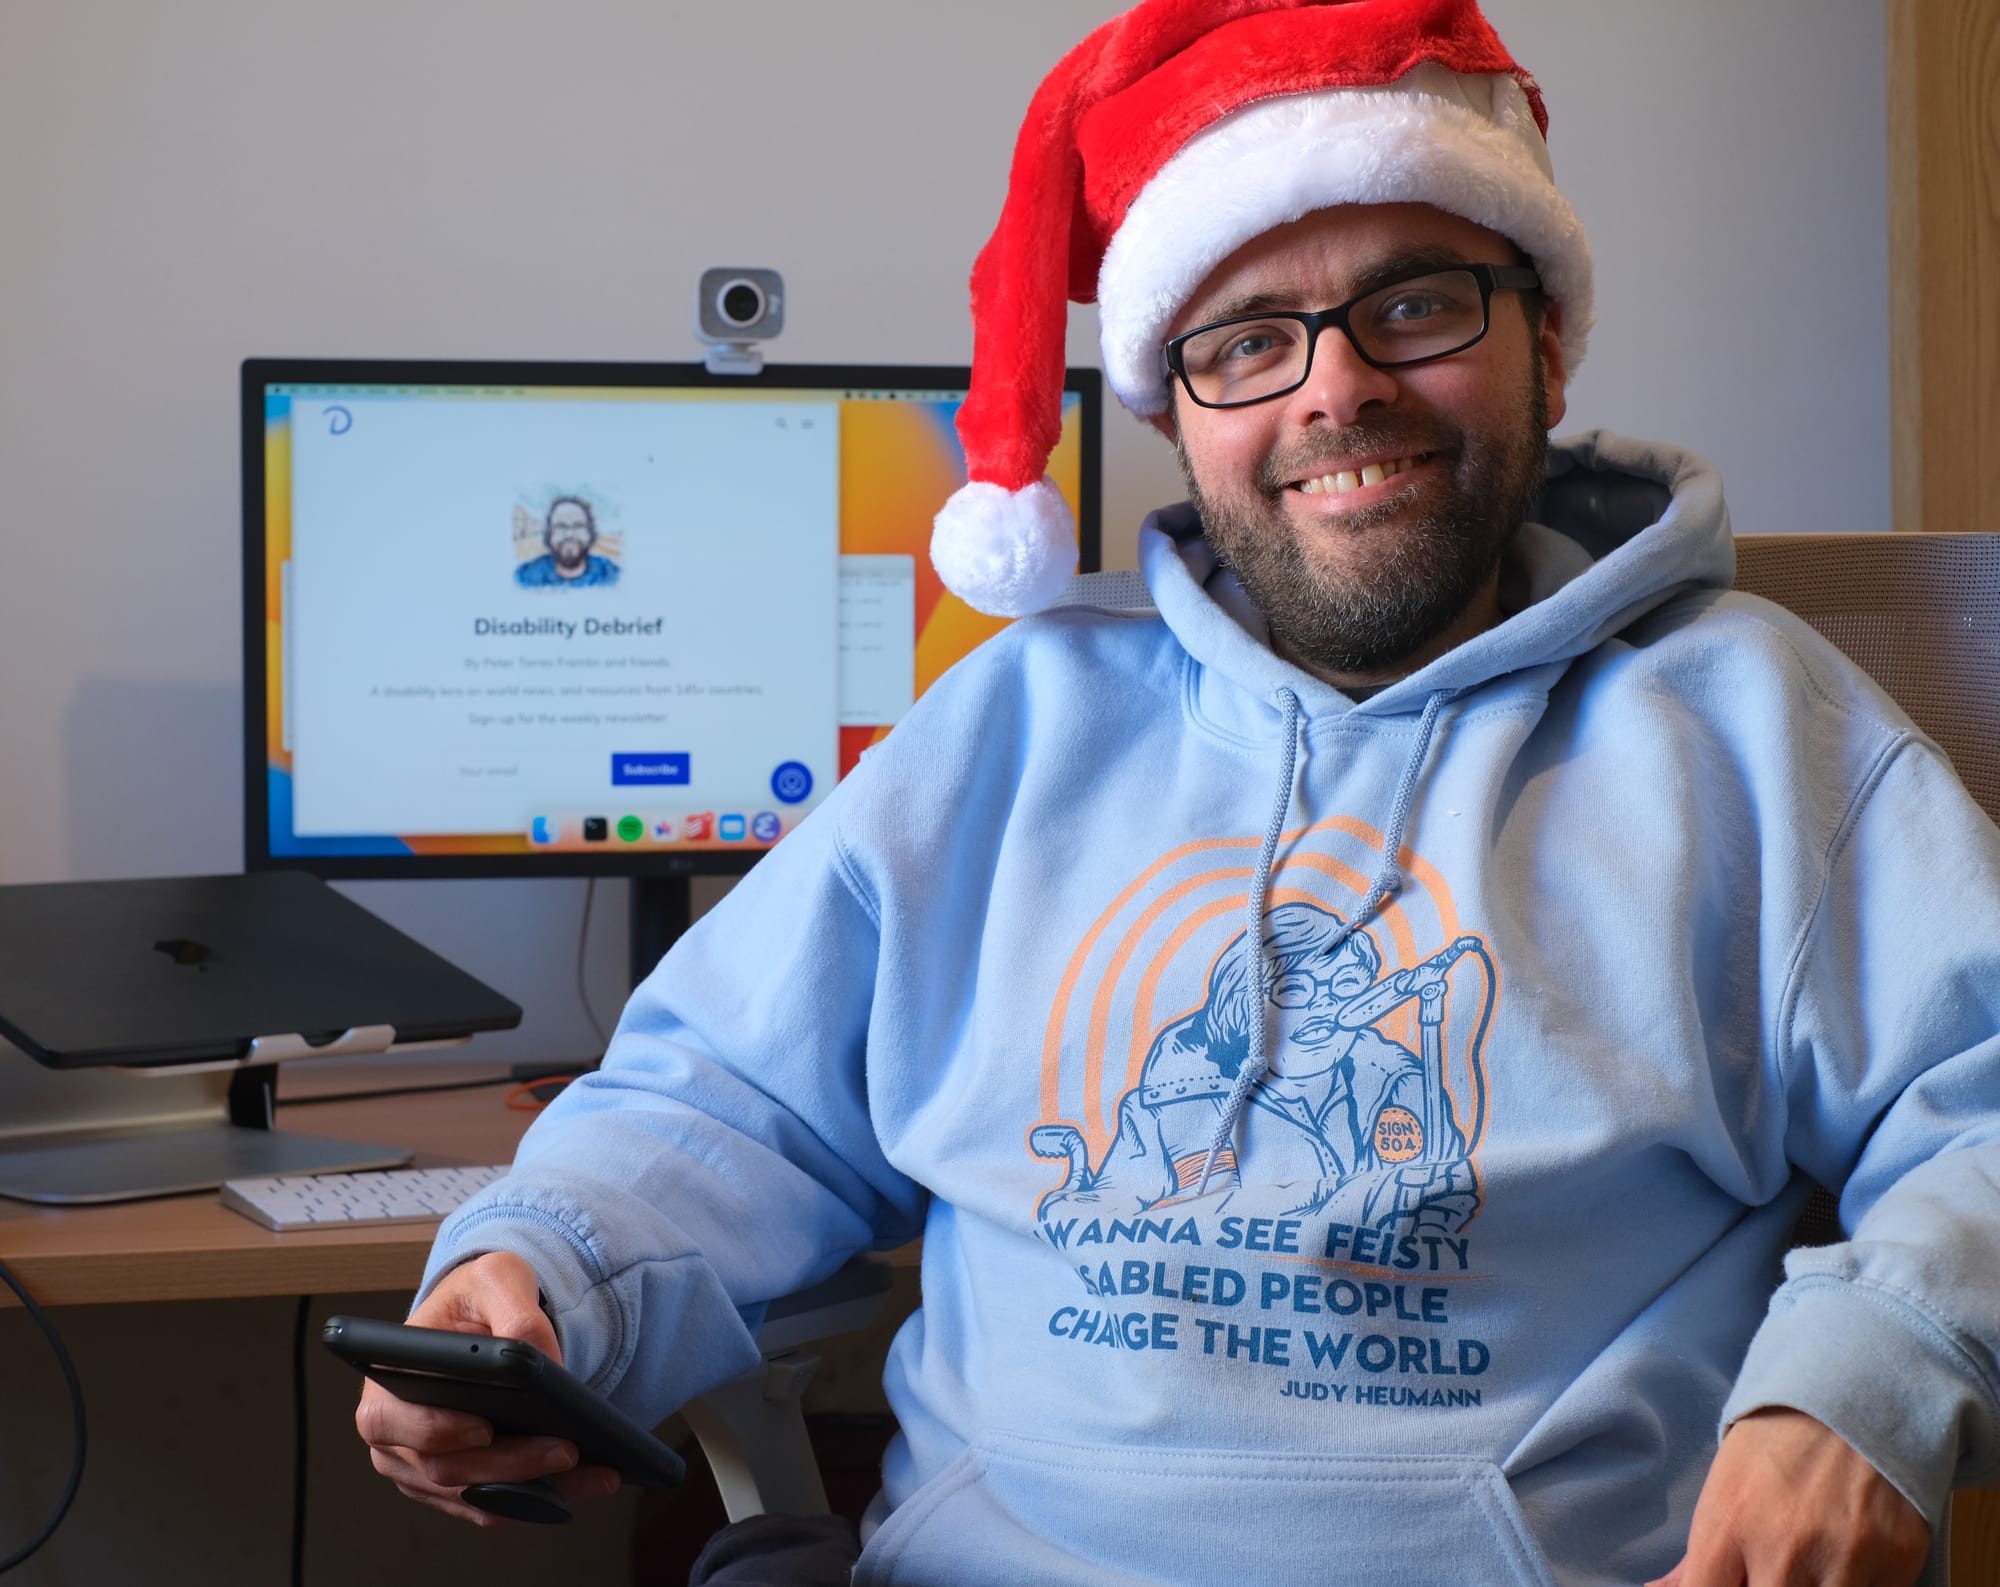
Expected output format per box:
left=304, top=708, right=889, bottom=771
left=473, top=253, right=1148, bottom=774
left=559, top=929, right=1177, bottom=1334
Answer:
left=1223, top=333, right=1279, bottom=361
left=1382, top=293, right=1446, bottom=322
left=1179, top=320, right=1303, bottom=381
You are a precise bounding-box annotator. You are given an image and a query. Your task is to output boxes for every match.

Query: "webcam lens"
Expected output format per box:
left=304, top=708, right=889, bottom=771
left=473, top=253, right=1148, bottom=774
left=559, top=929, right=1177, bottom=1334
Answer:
left=720, top=282, right=764, bottom=326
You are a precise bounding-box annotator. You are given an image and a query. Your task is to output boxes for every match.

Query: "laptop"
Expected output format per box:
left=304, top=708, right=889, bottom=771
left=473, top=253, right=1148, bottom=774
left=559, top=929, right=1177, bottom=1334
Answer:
left=0, top=870, right=521, bottom=1069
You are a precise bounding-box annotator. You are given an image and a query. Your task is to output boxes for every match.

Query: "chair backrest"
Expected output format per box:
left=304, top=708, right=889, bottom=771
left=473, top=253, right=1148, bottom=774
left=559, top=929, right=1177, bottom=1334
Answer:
left=1733, top=532, right=1987, bottom=1587
left=1732, top=533, right=2000, bottom=828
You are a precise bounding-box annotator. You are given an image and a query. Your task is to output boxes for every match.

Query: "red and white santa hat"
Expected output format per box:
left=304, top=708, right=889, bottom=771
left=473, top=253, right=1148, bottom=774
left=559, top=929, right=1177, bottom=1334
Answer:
left=932, top=0, right=1594, bottom=617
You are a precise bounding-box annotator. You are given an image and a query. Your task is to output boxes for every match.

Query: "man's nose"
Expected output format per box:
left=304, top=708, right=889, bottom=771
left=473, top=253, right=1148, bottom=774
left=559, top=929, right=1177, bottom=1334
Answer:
left=1283, top=327, right=1400, bottom=428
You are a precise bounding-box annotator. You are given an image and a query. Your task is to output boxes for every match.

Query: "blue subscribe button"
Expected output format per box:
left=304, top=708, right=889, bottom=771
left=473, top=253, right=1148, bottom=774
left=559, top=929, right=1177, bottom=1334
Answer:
left=612, top=752, right=691, bottom=787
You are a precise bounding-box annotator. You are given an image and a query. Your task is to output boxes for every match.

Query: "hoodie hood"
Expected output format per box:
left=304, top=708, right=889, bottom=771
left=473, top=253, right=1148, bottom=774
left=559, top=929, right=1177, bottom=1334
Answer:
left=1140, top=430, right=1734, bottom=722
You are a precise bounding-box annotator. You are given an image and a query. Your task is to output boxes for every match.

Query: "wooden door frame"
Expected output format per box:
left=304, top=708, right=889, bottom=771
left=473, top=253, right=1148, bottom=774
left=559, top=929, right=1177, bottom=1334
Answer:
left=1887, top=0, right=2000, bottom=535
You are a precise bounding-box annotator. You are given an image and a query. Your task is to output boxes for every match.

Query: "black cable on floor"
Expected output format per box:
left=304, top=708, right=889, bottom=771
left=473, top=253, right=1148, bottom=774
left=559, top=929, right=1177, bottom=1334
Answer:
left=292, top=1295, right=312, bottom=1587
left=0, top=1255, right=86, bottom=1575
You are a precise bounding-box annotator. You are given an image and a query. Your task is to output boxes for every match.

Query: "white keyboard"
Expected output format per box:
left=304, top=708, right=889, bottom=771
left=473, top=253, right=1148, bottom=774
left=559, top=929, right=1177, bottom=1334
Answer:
left=220, top=1164, right=511, bottom=1231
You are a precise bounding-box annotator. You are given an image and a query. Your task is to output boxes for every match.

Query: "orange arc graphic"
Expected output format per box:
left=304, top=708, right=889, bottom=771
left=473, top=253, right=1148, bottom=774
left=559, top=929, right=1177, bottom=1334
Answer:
left=1042, top=820, right=1392, bottom=1120
left=1039, top=833, right=1277, bottom=1123
left=1042, top=816, right=1439, bottom=1136
left=1081, top=864, right=1252, bottom=1147
left=1097, top=882, right=1313, bottom=1158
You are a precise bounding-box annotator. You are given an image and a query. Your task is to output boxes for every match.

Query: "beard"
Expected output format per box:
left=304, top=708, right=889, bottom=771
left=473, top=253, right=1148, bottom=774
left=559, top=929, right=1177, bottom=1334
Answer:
left=550, top=536, right=590, bottom=569
left=1178, top=354, right=1549, bottom=679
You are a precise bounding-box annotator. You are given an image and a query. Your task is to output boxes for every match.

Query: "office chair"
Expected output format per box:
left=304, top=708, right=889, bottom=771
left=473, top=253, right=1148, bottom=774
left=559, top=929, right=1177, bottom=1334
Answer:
left=677, top=534, right=2000, bottom=1583
left=1732, top=533, right=2000, bottom=825
left=683, top=1254, right=895, bottom=1521
left=1732, top=530, right=2000, bottom=1587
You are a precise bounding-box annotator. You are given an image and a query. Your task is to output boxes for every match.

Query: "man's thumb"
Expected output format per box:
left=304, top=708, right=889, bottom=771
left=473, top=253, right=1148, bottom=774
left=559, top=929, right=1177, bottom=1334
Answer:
left=485, top=1293, right=561, bottom=1362
left=440, top=1254, right=561, bottom=1362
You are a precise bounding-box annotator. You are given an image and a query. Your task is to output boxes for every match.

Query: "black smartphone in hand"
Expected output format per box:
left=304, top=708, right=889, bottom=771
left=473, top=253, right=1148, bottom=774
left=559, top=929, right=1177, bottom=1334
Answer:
left=324, top=1314, right=684, bottom=1522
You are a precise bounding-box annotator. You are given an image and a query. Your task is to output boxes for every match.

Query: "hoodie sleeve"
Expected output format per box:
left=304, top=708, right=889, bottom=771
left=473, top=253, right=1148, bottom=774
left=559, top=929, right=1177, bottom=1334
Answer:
left=416, top=783, right=927, bottom=1428
left=1721, top=734, right=2000, bottom=1524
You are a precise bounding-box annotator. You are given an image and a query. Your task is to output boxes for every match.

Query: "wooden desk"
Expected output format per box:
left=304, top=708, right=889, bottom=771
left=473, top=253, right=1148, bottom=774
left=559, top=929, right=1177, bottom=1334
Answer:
left=0, top=1063, right=536, bottom=1308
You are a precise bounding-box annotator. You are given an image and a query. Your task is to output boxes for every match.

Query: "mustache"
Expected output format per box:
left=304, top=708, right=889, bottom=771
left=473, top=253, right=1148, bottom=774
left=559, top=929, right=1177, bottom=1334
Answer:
left=1257, top=425, right=1455, bottom=493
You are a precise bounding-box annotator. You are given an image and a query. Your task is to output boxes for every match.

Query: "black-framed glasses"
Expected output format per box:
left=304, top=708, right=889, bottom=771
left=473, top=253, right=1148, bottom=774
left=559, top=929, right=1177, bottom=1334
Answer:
left=1164, top=264, right=1542, bottom=410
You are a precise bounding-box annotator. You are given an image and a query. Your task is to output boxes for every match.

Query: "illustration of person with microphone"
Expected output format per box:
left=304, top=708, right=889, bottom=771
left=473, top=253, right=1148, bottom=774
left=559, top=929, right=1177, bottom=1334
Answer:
left=1033, top=901, right=1482, bottom=1232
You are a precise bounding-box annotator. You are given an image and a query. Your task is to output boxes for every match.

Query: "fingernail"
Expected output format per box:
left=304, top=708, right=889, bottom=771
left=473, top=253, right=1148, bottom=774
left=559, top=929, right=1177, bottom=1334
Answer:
left=542, top=1443, right=578, bottom=1474
left=596, top=1471, right=623, bottom=1497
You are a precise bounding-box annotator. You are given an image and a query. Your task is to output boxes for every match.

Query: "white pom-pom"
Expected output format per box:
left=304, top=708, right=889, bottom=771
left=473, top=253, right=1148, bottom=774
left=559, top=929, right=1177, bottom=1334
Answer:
left=931, top=478, right=1076, bottom=617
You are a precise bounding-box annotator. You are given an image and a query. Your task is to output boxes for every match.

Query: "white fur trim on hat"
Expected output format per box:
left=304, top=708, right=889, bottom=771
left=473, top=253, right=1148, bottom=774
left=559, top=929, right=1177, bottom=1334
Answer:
left=1097, top=65, right=1595, bottom=415
left=931, top=478, right=1077, bottom=617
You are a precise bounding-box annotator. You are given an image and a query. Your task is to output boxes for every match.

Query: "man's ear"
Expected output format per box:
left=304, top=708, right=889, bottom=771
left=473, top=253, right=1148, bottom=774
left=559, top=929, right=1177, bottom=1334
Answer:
left=1146, top=406, right=1178, bottom=444
left=1539, top=300, right=1568, bottom=430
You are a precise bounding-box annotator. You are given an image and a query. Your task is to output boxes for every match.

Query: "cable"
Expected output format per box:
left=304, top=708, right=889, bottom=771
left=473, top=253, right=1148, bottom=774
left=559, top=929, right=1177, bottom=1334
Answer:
left=0, top=1256, right=86, bottom=1575
left=274, top=1075, right=519, bottom=1110
left=575, top=878, right=611, bottom=1053
left=292, top=1295, right=311, bottom=1587
left=503, top=1075, right=586, bottom=1112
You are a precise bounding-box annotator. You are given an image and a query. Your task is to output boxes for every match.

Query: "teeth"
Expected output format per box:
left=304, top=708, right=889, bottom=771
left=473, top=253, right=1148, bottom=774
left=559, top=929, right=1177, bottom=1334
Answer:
left=1296, top=455, right=1423, bottom=496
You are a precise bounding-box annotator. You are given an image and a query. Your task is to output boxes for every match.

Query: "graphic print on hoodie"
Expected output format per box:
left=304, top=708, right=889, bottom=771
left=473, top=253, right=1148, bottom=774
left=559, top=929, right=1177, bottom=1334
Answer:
left=1025, top=822, right=1496, bottom=1395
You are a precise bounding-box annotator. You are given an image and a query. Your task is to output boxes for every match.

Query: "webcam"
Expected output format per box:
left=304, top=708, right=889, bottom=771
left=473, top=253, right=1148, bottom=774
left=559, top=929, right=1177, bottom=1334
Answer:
left=696, top=267, right=784, bottom=375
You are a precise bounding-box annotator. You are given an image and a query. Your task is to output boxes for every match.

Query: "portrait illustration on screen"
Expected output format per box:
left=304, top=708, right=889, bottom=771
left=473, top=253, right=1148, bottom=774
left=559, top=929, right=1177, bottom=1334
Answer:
left=514, top=494, right=622, bottom=589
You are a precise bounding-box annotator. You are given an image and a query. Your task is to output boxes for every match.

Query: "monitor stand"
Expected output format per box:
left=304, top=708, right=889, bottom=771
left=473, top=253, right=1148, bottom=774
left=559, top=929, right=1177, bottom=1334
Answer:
left=0, top=1047, right=412, bottom=1205
left=629, top=876, right=693, bottom=990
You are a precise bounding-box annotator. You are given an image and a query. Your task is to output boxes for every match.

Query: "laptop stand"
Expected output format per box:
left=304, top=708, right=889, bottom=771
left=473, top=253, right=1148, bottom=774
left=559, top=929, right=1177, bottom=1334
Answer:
left=0, top=1048, right=413, bottom=1205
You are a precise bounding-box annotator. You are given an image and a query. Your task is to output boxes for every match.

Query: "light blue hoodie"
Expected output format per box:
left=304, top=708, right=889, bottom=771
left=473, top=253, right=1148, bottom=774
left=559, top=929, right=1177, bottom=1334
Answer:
left=426, top=432, right=2000, bottom=1585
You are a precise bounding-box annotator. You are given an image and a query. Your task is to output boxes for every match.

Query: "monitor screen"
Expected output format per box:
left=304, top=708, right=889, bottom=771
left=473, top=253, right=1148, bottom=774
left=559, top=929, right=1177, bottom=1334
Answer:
left=243, top=359, right=1101, bottom=879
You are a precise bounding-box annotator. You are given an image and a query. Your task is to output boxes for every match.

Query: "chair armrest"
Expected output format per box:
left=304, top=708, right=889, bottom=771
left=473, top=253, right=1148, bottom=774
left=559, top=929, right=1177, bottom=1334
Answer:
left=679, top=1254, right=898, bottom=1523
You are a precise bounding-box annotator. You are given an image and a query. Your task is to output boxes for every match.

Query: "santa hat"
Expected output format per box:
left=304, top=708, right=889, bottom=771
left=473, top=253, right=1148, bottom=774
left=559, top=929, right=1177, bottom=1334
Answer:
left=932, top=0, right=1594, bottom=617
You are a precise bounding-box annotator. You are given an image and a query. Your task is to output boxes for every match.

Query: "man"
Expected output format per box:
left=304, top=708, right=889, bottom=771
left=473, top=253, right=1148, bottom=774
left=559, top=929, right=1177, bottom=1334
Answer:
left=516, top=495, right=619, bottom=588
left=360, top=3, right=1996, bottom=1582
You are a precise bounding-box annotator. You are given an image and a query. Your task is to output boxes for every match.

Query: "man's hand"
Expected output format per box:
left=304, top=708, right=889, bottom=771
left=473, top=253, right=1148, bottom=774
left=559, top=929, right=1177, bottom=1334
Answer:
left=353, top=1251, right=621, bottom=1527
left=1648, top=1408, right=1931, bottom=1587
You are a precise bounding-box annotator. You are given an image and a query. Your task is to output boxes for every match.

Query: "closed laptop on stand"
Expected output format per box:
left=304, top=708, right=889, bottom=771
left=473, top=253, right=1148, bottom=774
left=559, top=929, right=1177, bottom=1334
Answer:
left=0, top=871, right=521, bottom=1201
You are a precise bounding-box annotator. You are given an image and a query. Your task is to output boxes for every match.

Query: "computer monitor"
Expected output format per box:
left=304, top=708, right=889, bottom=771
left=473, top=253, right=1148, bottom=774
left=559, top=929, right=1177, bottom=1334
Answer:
left=243, top=359, right=1102, bottom=900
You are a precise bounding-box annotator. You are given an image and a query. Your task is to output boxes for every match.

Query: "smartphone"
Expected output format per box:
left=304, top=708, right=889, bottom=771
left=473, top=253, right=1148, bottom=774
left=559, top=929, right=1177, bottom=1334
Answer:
left=324, top=1314, right=684, bottom=1520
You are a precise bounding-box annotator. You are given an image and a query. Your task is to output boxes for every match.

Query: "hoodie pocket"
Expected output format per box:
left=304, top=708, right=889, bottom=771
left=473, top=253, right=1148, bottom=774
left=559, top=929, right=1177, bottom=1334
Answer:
left=858, top=1431, right=1558, bottom=1587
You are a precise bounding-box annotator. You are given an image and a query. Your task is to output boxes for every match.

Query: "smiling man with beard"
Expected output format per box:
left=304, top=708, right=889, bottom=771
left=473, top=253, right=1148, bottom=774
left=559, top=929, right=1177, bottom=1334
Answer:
left=516, top=495, right=619, bottom=589
left=364, top=4, right=2000, bottom=1584
left=1162, top=203, right=1556, bottom=690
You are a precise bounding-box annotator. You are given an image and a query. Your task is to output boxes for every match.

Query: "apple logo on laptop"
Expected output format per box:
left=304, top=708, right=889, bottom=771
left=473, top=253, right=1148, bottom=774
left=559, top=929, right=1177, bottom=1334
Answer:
left=153, top=938, right=217, bottom=969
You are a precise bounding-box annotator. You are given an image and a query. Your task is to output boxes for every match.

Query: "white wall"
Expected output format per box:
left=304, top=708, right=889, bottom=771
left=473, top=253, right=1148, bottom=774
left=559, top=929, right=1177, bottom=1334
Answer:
left=1494, top=0, right=1891, bottom=527
left=0, top=0, right=1889, bottom=1045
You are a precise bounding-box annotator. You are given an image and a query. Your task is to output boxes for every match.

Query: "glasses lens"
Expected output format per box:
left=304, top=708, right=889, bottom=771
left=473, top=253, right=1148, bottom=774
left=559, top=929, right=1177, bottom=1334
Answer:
left=1350, top=269, right=1487, bottom=365
left=1176, top=318, right=1310, bottom=407
left=1270, top=973, right=1318, bottom=1009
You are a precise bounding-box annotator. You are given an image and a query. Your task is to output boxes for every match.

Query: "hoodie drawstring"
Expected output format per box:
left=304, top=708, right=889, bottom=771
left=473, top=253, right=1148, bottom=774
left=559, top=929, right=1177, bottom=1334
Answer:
left=1194, top=687, right=1454, bottom=1197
